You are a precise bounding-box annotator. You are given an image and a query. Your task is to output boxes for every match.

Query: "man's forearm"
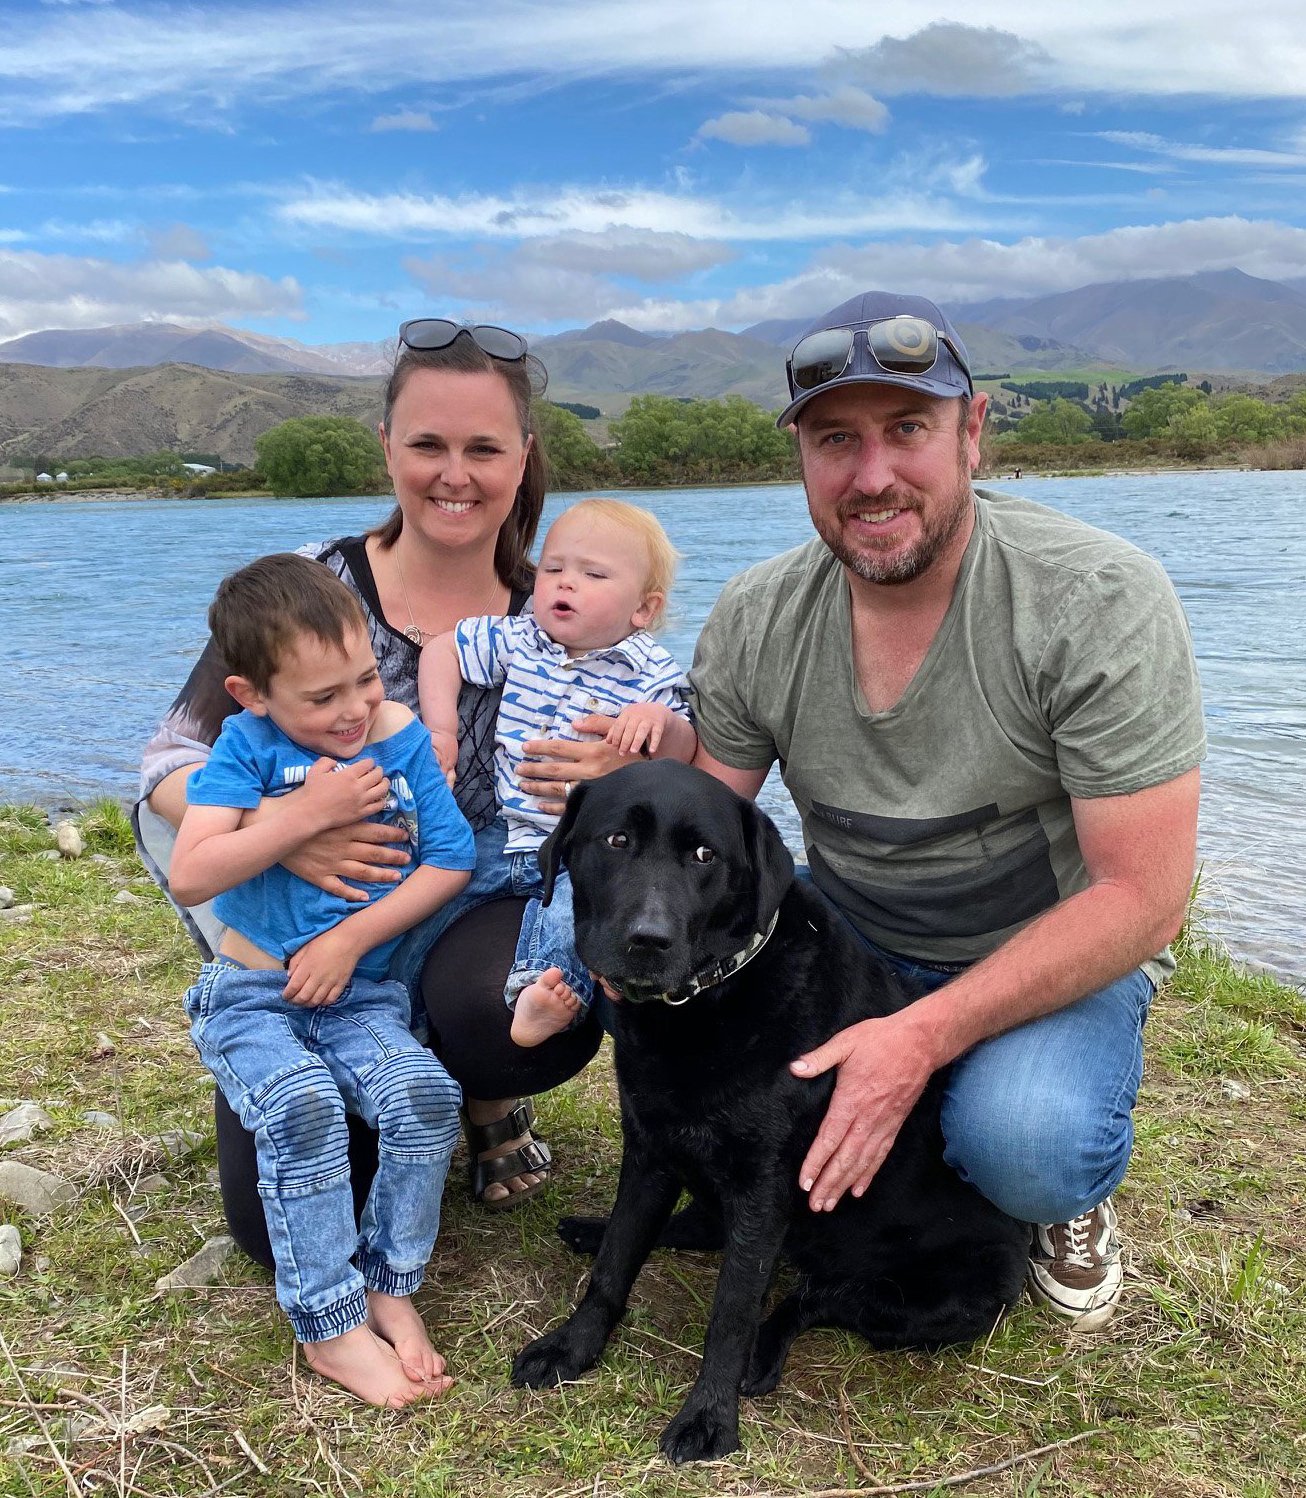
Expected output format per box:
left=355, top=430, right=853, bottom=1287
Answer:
left=652, top=714, right=699, bottom=764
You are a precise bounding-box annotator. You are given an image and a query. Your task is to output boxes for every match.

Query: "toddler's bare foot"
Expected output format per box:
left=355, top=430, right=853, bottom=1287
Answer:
left=366, top=1290, right=451, bottom=1390
left=511, top=968, right=580, bottom=1047
left=301, top=1323, right=443, bottom=1408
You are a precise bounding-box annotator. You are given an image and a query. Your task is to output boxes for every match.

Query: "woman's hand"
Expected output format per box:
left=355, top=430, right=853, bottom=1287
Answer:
left=518, top=713, right=636, bottom=814
left=279, top=822, right=411, bottom=902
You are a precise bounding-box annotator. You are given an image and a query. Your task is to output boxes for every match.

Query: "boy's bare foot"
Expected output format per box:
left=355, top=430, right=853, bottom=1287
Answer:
left=301, top=1323, right=447, bottom=1408
left=511, top=967, right=580, bottom=1047
left=366, top=1290, right=451, bottom=1390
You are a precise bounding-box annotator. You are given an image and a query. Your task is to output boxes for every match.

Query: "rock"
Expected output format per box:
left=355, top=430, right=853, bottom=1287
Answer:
left=0, top=1103, right=55, bottom=1146
left=112, top=889, right=143, bottom=906
left=0, top=1161, right=77, bottom=1216
left=36, top=849, right=61, bottom=861
left=154, top=1235, right=235, bottom=1291
left=91, top=1033, right=115, bottom=1059
left=0, top=904, right=35, bottom=923
left=82, top=1110, right=119, bottom=1130
left=1219, top=1079, right=1252, bottom=1103
left=0, top=1224, right=21, bottom=1276
left=55, top=822, right=84, bottom=858
left=156, top=1127, right=206, bottom=1161
left=135, top=1173, right=168, bottom=1195
left=0, top=886, right=13, bottom=909
left=122, top=1405, right=170, bottom=1435
left=33, top=1254, right=50, bottom=1273
left=89, top=853, right=113, bottom=865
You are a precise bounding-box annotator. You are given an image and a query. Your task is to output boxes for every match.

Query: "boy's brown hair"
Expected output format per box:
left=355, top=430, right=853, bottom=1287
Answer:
left=208, top=554, right=367, bottom=693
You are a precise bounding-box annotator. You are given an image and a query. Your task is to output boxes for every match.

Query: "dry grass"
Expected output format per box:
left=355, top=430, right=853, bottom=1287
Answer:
left=2, top=806, right=1304, bottom=1497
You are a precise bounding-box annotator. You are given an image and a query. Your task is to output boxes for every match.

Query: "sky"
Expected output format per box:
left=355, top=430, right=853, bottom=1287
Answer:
left=4, top=0, right=1306, bottom=347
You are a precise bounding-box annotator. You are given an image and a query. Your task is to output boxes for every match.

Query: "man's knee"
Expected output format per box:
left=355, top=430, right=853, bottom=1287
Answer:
left=941, top=1080, right=1133, bottom=1224
left=248, top=1059, right=350, bottom=1192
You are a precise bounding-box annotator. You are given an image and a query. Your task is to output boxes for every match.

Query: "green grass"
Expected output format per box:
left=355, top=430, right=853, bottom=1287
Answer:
left=2, top=806, right=1304, bottom=1497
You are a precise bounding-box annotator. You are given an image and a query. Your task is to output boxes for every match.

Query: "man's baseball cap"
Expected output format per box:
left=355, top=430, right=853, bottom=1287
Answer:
left=776, top=290, right=973, bottom=428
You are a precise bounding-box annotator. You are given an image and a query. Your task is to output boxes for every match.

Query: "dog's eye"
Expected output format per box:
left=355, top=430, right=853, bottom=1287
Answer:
left=605, top=832, right=629, bottom=849
left=692, top=846, right=716, bottom=864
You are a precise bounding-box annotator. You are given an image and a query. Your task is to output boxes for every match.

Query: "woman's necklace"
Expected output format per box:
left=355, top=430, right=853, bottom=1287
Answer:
left=393, top=550, right=501, bottom=647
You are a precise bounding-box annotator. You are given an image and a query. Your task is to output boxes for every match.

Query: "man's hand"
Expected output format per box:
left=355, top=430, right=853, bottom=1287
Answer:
left=283, top=926, right=363, bottom=1007
left=789, top=1009, right=938, bottom=1212
left=298, top=756, right=391, bottom=831
left=279, top=822, right=411, bottom=901
left=517, top=715, right=631, bottom=814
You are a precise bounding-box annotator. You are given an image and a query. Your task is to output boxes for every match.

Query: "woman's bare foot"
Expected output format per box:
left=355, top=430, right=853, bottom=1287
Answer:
left=463, top=1097, right=550, bottom=1206
left=366, top=1291, right=451, bottom=1390
left=301, top=1323, right=445, bottom=1408
left=510, top=968, right=580, bottom=1048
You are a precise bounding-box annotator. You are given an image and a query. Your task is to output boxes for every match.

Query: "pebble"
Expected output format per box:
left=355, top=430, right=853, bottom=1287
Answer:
left=154, top=1234, right=235, bottom=1291
left=0, top=885, right=13, bottom=909
left=36, top=849, right=61, bottom=861
left=82, top=1110, right=120, bottom=1130
left=135, top=1173, right=168, bottom=1195
left=89, top=853, right=113, bottom=865
left=156, top=1127, right=207, bottom=1161
left=1219, top=1078, right=1252, bottom=1103
left=0, top=1224, right=20, bottom=1276
left=91, top=1033, right=115, bottom=1058
left=112, top=889, right=143, bottom=905
left=0, top=904, right=35, bottom=923
left=0, top=1161, right=77, bottom=1216
left=0, top=1103, right=55, bottom=1146
left=55, top=822, right=84, bottom=858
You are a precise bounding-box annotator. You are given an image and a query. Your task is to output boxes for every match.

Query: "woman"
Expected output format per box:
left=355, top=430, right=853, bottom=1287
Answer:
left=136, top=320, right=628, bottom=1261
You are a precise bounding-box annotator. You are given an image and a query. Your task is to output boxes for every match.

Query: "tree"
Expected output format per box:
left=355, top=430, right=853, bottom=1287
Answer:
left=255, top=416, right=384, bottom=497
left=1209, top=394, right=1286, bottom=445
left=1014, top=399, right=1096, bottom=445
left=534, top=402, right=612, bottom=489
left=1120, top=383, right=1206, bottom=438
left=609, top=395, right=795, bottom=484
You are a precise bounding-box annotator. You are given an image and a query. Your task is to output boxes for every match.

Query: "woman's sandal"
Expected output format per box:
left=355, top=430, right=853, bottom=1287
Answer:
left=460, top=1100, right=553, bottom=1211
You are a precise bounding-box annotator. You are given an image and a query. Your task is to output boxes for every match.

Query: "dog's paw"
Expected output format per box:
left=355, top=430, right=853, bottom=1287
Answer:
left=659, top=1400, right=740, bottom=1464
left=739, top=1352, right=784, bottom=1399
left=557, top=1214, right=608, bottom=1256
left=511, top=1328, right=594, bottom=1388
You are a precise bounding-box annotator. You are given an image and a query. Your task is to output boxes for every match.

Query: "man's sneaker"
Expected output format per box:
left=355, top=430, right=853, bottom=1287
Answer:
left=1027, top=1197, right=1123, bottom=1331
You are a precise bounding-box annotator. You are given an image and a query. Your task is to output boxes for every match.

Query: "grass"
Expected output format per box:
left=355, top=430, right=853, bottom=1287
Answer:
left=2, top=805, right=1304, bottom=1497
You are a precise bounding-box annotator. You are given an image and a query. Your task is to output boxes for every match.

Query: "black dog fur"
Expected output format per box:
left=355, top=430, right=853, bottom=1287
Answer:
left=511, top=761, right=1028, bottom=1464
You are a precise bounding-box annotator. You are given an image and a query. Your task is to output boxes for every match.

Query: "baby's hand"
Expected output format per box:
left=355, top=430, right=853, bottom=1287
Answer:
left=606, top=703, right=670, bottom=756
left=300, top=756, right=390, bottom=830
left=429, top=729, right=459, bottom=789
left=283, top=927, right=361, bottom=1007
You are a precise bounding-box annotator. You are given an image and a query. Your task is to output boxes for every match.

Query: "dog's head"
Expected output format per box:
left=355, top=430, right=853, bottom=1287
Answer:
left=539, top=761, right=794, bottom=1002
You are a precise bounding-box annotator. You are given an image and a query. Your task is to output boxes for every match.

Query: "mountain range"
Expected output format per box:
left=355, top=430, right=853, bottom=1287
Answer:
left=5, top=269, right=1306, bottom=467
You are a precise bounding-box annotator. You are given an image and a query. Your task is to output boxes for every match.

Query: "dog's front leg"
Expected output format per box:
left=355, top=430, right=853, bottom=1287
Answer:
left=512, top=1148, right=680, bottom=1389
left=659, top=1183, right=790, bottom=1464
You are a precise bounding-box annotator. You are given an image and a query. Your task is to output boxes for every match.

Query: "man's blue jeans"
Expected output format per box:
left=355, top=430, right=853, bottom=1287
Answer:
left=389, top=817, right=593, bottom=1027
left=863, top=940, right=1155, bottom=1225
left=183, top=961, right=462, bottom=1342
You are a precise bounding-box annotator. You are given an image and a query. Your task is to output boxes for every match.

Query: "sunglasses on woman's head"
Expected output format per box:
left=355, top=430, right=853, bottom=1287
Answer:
left=787, top=314, right=972, bottom=396
left=397, top=319, right=528, bottom=362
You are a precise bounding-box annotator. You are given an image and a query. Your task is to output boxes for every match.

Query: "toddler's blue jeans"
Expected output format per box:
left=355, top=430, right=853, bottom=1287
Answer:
left=183, top=961, right=461, bottom=1342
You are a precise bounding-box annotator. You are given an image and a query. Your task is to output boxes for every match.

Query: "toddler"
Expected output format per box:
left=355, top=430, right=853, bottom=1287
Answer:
left=171, top=554, right=475, bottom=1407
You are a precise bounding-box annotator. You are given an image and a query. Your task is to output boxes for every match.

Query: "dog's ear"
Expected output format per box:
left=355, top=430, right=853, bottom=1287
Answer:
left=538, top=780, right=590, bottom=907
left=740, top=797, right=794, bottom=928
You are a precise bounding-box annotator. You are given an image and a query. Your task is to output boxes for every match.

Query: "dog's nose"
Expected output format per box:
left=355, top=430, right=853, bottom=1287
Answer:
left=625, top=923, right=675, bottom=955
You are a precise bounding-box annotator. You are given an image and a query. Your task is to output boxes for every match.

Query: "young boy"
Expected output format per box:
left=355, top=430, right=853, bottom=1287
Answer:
left=171, top=554, right=476, bottom=1409
left=419, top=499, right=696, bottom=1047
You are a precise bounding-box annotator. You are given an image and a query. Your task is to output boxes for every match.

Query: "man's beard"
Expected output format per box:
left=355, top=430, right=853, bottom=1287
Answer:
left=814, top=470, right=974, bottom=586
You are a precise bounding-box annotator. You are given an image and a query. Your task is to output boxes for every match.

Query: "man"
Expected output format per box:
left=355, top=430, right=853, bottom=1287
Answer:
left=689, top=290, right=1204, bottom=1329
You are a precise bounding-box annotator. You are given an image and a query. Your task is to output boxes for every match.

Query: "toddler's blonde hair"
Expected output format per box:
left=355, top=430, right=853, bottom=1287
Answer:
left=554, top=498, right=679, bottom=629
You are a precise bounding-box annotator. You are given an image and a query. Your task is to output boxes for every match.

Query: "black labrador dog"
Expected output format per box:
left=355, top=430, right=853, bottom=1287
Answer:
left=512, top=761, right=1027, bottom=1464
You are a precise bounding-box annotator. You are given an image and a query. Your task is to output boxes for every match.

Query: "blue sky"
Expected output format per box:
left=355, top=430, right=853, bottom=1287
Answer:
left=4, top=0, right=1306, bottom=346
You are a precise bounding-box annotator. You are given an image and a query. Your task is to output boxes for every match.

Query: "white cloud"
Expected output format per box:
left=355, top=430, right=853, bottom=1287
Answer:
left=765, top=86, right=889, bottom=132
left=1096, top=131, right=1306, bottom=169
left=145, top=222, right=212, bottom=260
left=696, top=111, right=811, bottom=148
left=6, top=2, right=1306, bottom=126
left=276, top=178, right=987, bottom=243
left=520, top=229, right=735, bottom=281
left=0, top=250, right=301, bottom=340
left=370, top=110, right=438, bottom=133
left=405, top=254, right=623, bottom=325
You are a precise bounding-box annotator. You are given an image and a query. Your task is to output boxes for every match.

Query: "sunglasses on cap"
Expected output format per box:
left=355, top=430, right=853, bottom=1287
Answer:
left=787, top=314, right=972, bottom=396
left=397, top=318, right=528, bottom=362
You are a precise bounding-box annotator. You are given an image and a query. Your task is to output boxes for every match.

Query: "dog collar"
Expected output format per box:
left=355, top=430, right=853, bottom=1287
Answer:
left=609, top=910, right=780, bottom=1007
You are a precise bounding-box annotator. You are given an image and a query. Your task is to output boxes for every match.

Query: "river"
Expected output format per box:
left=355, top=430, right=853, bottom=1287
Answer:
left=1, top=469, right=1302, bottom=985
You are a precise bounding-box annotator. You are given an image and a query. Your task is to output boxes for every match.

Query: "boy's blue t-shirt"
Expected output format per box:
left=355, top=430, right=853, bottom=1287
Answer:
left=186, top=711, right=475, bottom=979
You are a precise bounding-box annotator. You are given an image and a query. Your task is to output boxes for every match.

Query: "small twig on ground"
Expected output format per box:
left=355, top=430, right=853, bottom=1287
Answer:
left=112, top=1196, right=142, bottom=1247
left=118, top=1345, right=128, bottom=1498
left=0, top=1330, right=80, bottom=1497
left=838, top=1389, right=874, bottom=1481
left=234, top=1426, right=270, bottom=1474
left=751, top=1427, right=1103, bottom=1497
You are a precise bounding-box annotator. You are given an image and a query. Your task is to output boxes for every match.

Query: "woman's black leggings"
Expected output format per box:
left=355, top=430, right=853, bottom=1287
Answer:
left=214, top=897, right=604, bottom=1273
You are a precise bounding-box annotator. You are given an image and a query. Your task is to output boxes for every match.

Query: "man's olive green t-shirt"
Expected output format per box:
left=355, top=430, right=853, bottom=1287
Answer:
left=689, top=488, right=1206, bottom=984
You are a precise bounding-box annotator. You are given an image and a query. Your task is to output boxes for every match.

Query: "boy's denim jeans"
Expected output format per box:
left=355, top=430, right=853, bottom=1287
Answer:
left=389, top=817, right=593, bottom=1025
left=862, top=938, right=1155, bottom=1225
left=183, top=961, right=461, bottom=1342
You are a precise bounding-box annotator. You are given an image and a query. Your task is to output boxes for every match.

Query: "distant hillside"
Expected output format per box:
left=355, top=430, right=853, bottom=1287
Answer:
left=0, top=362, right=384, bottom=467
